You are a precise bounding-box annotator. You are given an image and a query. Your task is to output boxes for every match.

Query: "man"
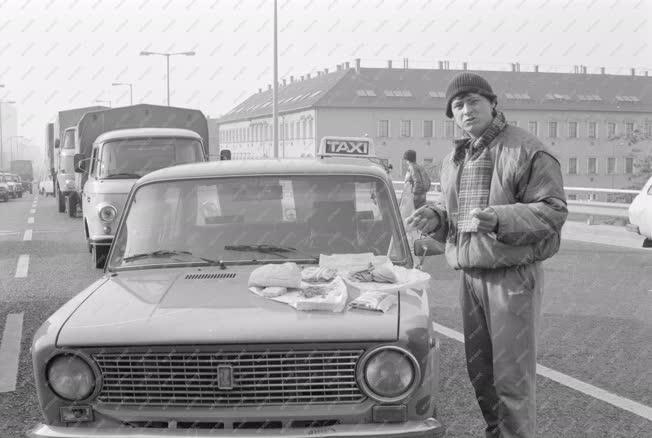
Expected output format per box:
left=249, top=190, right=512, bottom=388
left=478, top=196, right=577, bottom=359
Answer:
left=407, top=72, right=567, bottom=438
left=402, top=149, right=431, bottom=209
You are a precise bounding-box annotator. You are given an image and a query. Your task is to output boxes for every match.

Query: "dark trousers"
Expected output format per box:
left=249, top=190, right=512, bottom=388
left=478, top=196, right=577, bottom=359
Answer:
left=460, top=262, right=543, bottom=438
left=413, top=192, right=427, bottom=210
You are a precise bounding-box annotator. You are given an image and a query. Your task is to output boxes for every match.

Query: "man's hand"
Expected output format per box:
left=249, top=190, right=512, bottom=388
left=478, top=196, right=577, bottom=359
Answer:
left=470, top=207, right=498, bottom=233
left=406, top=205, right=441, bottom=234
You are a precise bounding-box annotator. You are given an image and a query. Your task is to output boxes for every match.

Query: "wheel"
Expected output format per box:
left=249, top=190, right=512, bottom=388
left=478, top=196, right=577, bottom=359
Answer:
left=643, top=238, right=652, bottom=248
left=92, top=245, right=109, bottom=269
left=67, top=194, right=77, bottom=217
left=57, top=189, right=65, bottom=213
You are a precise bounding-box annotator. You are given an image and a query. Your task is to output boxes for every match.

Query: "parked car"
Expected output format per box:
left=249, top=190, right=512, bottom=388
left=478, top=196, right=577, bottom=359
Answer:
left=627, top=175, right=652, bottom=247
left=0, top=173, right=9, bottom=202
left=29, top=138, right=446, bottom=438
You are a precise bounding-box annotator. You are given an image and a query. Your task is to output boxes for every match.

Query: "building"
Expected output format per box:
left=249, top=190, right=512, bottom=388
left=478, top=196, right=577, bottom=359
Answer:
left=0, top=103, right=18, bottom=170
left=215, top=60, right=652, bottom=190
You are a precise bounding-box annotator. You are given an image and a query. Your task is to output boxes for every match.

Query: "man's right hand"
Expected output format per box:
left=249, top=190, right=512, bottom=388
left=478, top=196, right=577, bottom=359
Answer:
left=406, top=205, right=441, bottom=234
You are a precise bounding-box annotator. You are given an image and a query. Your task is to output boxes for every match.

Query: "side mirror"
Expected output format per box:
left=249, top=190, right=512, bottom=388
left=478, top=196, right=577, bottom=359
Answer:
left=54, top=139, right=60, bottom=149
left=74, top=154, right=87, bottom=173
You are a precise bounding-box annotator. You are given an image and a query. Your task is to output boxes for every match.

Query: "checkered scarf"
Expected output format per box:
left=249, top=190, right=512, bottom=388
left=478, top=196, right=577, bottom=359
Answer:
left=453, top=112, right=506, bottom=233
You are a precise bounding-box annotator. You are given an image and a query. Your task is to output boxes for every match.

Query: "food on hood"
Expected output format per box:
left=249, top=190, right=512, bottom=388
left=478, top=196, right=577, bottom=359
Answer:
left=348, top=264, right=375, bottom=282
left=301, top=266, right=338, bottom=283
left=248, top=262, right=302, bottom=288
left=348, top=291, right=397, bottom=313
left=347, top=261, right=398, bottom=284
left=260, top=286, right=288, bottom=297
left=301, top=282, right=337, bottom=298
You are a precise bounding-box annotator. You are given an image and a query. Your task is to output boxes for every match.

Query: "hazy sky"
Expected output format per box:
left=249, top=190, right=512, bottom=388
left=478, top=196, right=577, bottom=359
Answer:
left=0, top=0, right=650, bottom=158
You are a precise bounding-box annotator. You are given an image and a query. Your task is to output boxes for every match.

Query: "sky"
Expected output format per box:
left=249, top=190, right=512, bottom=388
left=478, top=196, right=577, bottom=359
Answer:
left=0, top=0, right=650, bottom=164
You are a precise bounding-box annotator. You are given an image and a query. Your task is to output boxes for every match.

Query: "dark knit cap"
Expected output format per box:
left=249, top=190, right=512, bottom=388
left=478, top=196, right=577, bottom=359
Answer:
left=445, top=72, right=496, bottom=118
left=403, top=149, right=416, bottom=162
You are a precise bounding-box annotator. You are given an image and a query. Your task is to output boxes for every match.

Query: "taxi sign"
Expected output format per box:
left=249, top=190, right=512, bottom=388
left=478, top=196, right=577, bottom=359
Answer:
left=318, top=136, right=375, bottom=158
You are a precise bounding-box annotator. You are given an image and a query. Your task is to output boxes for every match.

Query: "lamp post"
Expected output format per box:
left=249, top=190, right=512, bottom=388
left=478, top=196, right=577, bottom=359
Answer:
left=95, top=99, right=111, bottom=108
left=111, top=82, right=133, bottom=105
left=140, top=50, right=196, bottom=106
left=0, top=98, right=16, bottom=170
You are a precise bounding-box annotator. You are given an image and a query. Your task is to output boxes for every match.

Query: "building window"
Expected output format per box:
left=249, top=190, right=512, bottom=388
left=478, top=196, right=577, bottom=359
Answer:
left=588, top=157, right=597, bottom=175
left=625, top=122, right=634, bottom=136
left=400, top=120, right=411, bottom=137
left=568, top=122, right=578, bottom=138
left=646, top=121, right=652, bottom=138
left=588, top=122, right=597, bottom=139
left=423, top=120, right=433, bottom=138
left=509, top=120, right=518, bottom=127
left=377, top=120, right=389, bottom=137
left=548, top=121, right=558, bottom=138
left=301, top=120, right=306, bottom=139
left=445, top=121, right=455, bottom=138
left=529, top=121, right=538, bottom=136
left=296, top=121, right=301, bottom=139
left=307, top=119, right=313, bottom=138
left=625, top=157, right=634, bottom=174
left=568, top=157, right=577, bottom=175
left=607, top=157, right=616, bottom=174
left=608, top=122, right=616, bottom=138
left=289, top=122, right=294, bottom=140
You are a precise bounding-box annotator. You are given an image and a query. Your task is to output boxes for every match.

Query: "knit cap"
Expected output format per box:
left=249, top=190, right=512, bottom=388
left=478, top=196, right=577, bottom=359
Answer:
left=445, top=72, right=496, bottom=118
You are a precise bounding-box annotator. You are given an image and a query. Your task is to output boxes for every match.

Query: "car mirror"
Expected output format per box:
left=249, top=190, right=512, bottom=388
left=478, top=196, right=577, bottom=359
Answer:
left=74, top=154, right=88, bottom=173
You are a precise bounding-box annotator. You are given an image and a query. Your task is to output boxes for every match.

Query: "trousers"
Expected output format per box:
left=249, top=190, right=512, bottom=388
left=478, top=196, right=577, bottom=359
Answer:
left=460, top=262, right=543, bottom=438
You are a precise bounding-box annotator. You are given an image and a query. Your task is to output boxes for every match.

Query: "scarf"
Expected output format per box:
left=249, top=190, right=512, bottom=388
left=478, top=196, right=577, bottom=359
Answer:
left=453, top=112, right=507, bottom=233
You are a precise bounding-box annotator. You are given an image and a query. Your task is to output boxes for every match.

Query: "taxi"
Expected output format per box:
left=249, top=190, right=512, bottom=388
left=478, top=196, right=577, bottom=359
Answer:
left=627, top=175, right=652, bottom=247
left=30, top=137, right=446, bottom=438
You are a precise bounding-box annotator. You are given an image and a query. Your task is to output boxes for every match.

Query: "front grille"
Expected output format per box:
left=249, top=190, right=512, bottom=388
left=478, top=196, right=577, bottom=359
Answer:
left=184, top=272, right=236, bottom=280
left=94, top=349, right=365, bottom=407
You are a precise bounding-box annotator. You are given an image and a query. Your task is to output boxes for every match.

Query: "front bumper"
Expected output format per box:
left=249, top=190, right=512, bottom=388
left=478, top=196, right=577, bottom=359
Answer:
left=29, top=419, right=445, bottom=438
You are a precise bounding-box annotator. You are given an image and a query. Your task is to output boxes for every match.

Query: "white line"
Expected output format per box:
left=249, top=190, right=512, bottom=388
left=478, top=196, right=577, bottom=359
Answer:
left=14, top=255, right=29, bottom=278
left=0, top=313, right=24, bottom=392
left=29, top=209, right=36, bottom=214
left=23, top=229, right=32, bottom=241
left=431, top=322, right=652, bottom=421
left=27, top=217, right=34, bottom=224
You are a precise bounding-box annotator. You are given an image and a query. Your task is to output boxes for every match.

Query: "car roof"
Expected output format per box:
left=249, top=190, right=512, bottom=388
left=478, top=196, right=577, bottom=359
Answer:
left=135, top=157, right=391, bottom=187
left=95, top=128, right=202, bottom=144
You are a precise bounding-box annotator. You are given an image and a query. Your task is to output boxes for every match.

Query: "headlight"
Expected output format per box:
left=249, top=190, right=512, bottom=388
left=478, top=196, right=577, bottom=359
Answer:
left=47, top=354, right=96, bottom=401
left=358, top=346, right=420, bottom=402
left=98, top=204, right=117, bottom=223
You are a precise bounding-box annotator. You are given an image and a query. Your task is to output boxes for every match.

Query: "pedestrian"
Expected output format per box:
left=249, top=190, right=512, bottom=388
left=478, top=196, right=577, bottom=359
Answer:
left=402, top=149, right=431, bottom=210
left=407, top=72, right=567, bottom=438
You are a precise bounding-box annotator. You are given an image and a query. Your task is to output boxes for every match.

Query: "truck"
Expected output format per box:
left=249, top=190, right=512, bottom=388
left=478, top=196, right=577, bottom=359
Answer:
left=10, top=160, right=34, bottom=194
left=47, top=106, right=108, bottom=214
left=73, top=104, right=209, bottom=268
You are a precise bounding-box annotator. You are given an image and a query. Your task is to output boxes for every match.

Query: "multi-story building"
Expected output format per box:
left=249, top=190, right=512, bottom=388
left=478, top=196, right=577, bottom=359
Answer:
left=215, top=60, right=652, bottom=190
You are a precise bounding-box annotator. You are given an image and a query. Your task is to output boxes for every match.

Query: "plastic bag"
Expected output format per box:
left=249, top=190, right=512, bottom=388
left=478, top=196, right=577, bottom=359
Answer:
left=348, top=291, right=397, bottom=313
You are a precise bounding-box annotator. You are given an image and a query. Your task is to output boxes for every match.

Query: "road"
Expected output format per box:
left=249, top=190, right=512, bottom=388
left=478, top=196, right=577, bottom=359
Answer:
left=1, top=194, right=651, bottom=437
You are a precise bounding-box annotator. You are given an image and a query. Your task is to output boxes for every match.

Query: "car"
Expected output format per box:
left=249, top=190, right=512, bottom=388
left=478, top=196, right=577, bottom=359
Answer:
left=627, top=175, right=652, bottom=247
left=29, top=137, right=446, bottom=438
left=1, top=171, right=17, bottom=198
left=0, top=173, right=9, bottom=202
left=39, top=177, right=55, bottom=197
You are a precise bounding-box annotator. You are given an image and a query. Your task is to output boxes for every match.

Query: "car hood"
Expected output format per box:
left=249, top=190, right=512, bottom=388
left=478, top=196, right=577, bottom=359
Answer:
left=57, top=268, right=399, bottom=346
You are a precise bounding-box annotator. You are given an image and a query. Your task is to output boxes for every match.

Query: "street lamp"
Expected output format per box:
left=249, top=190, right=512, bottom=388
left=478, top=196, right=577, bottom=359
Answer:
left=95, top=99, right=111, bottom=108
left=112, top=82, right=133, bottom=105
left=0, top=99, right=16, bottom=170
left=140, top=50, right=196, bottom=106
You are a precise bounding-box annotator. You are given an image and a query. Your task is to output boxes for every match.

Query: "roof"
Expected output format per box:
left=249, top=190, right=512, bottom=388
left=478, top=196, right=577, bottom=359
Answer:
left=218, top=67, right=652, bottom=123
left=95, top=128, right=203, bottom=143
left=136, top=157, right=390, bottom=186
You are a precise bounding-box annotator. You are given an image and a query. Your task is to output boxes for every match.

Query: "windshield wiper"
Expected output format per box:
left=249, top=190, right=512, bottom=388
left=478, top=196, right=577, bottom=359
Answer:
left=224, top=244, right=319, bottom=263
left=122, top=250, right=223, bottom=266
left=104, top=173, right=142, bottom=179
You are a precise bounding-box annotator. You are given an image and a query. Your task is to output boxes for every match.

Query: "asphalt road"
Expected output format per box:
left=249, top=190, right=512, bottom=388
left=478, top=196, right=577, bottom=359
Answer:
left=1, top=194, right=651, bottom=437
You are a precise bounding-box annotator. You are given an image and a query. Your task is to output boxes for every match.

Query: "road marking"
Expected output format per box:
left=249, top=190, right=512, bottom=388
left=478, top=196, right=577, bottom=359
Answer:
left=23, top=229, right=32, bottom=241
left=29, top=208, right=36, bottom=214
left=0, top=231, right=20, bottom=236
left=27, top=217, right=34, bottom=224
left=0, top=313, right=24, bottom=392
left=14, top=255, right=29, bottom=278
left=431, top=322, right=652, bottom=421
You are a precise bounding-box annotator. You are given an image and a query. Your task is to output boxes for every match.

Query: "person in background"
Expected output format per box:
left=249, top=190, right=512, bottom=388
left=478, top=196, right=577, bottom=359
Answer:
left=407, top=72, right=567, bottom=438
left=403, top=149, right=431, bottom=210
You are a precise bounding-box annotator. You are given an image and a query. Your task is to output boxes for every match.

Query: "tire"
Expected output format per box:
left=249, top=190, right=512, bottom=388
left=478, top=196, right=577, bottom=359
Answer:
left=67, top=194, right=77, bottom=218
left=92, top=245, right=109, bottom=269
left=57, top=189, right=65, bottom=213
left=643, top=238, right=652, bottom=248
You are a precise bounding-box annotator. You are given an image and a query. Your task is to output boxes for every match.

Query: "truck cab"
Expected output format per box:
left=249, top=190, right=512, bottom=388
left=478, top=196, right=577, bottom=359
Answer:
left=77, top=128, right=206, bottom=268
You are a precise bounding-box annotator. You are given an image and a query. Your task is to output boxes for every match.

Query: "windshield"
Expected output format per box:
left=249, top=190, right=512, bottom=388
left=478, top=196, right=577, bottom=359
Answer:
left=62, top=129, right=75, bottom=150
left=108, top=175, right=408, bottom=269
left=98, top=137, right=202, bottom=179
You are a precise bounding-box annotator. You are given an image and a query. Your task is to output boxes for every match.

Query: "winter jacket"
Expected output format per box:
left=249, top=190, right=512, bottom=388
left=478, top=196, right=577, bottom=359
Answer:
left=406, top=163, right=431, bottom=195
left=428, top=125, right=568, bottom=270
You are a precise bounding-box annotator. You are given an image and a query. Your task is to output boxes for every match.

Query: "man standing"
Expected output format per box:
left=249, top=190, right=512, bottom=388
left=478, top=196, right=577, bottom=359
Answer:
left=403, top=149, right=431, bottom=209
left=408, top=72, right=567, bottom=438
